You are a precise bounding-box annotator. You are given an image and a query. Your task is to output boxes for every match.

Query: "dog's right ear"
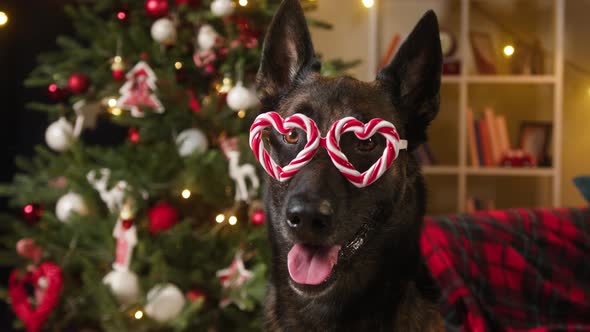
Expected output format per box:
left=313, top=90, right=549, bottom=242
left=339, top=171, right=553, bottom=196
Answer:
left=256, top=0, right=319, bottom=107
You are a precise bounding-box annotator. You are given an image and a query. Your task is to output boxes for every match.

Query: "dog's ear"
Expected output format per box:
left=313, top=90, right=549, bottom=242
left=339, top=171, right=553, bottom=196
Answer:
left=377, top=11, right=442, bottom=150
left=256, top=0, right=319, bottom=107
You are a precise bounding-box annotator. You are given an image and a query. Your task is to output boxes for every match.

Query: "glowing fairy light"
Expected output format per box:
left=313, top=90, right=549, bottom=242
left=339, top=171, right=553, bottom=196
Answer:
left=362, top=0, right=374, bottom=9
left=503, top=45, right=515, bottom=57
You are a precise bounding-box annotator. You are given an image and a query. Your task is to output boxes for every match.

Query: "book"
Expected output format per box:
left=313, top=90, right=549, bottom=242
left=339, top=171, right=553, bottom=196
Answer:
left=478, top=119, right=493, bottom=166
left=466, top=108, right=480, bottom=167
left=473, top=118, right=485, bottom=166
left=484, top=108, right=501, bottom=165
left=380, top=33, right=401, bottom=69
left=495, top=115, right=511, bottom=158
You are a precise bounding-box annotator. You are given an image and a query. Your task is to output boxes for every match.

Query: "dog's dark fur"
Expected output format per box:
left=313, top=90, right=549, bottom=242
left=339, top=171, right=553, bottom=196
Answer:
left=256, top=1, right=444, bottom=330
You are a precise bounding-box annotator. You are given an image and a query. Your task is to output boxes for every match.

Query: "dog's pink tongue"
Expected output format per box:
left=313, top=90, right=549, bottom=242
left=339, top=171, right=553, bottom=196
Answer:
left=287, top=244, right=341, bottom=285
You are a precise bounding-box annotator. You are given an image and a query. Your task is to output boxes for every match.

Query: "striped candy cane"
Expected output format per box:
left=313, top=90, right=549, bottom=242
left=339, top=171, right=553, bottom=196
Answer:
left=325, top=117, right=406, bottom=188
left=249, top=112, right=321, bottom=182
left=249, top=113, right=407, bottom=188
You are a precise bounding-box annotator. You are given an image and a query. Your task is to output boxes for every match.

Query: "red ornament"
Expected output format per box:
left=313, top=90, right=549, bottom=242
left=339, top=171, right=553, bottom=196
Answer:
left=47, top=84, right=69, bottom=103
left=148, top=202, right=179, bottom=234
left=204, top=64, right=216, bottom=75
left=188, top=90, right=201, bottom=113
left=9, top=262, right=63, bottom=332
left=145, top=0, right=169, bottom=18
left=22, top=203, right=43, bottom=224
left=16, top=239, right=42, bottom=263
left=67, top=73, right=91, bottom=95
left=122, top=218, right=134, bottom=230
left=186, top=288, right=206, bottom=302
left=128, top=128, right=140, bottom=143
left=251, top=209, right=266, bottom=226
left=112, top=69, right=125, bottom=81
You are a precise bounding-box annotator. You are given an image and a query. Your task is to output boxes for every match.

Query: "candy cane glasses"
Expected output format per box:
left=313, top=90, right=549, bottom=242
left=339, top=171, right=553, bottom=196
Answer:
left=249, top=112, right=408, bottom=188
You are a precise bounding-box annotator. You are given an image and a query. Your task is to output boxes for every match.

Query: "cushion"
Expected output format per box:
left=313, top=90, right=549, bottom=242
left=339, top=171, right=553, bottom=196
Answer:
left=573, top=176, right=590, bottom=203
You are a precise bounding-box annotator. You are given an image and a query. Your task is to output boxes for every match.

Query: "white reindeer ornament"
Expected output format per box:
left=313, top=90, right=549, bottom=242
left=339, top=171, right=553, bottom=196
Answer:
left=219, top=136, right=259, bottom=202
left=87, top=169, right=128, bottom=212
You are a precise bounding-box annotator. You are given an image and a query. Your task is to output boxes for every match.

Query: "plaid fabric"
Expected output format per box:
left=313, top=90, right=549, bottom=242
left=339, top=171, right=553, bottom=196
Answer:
left=421, top=208, right=590, bottom=332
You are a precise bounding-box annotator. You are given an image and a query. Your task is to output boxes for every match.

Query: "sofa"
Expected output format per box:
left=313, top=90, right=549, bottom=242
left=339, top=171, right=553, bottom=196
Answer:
left=421, top=207, right=590, bottom=332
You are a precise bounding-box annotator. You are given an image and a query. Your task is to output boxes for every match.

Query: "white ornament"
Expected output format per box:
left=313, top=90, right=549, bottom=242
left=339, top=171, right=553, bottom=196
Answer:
left=151, top=18, right=177, bottom=45
left=55, top=192, right=88, bottom=223
left=112, top=218, right=138, bottom=270
left=87, top=169, right=128, bottom=212
left=117, top=61, right=165, bottom=117
left=144, top=284, right=186, bottom=322
left=176, top=128, right=209, bottom=157
left=220, top=137, right=260, bottom=202
left=103, top=269, right=141, bottom=305
left=45, top=117, right=75, bottom=152
left=210, top=0, right=234, bottom=17
left=197, top=24, right=219, bottom=51
left=226, top=82, right=259, bottom=111
left=73, top=100, right=101, bottom=131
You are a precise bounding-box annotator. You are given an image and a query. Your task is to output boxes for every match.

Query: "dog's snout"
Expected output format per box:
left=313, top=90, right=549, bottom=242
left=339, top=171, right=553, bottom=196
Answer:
left=286, top=197, right=333, bottom=239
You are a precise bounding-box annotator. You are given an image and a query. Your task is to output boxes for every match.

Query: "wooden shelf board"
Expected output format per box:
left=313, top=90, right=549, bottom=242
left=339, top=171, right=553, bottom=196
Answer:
left=422, top=165, right=460, bottom=175
left=442, top=76, right=461, bottom=84
left=466, top=75, right=556, bottom=84
left=466, top=167, right=555, bottom=176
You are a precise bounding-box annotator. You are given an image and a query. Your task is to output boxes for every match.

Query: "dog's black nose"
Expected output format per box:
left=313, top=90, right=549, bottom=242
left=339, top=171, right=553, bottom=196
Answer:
left=286, top=196, right=333, bottom=239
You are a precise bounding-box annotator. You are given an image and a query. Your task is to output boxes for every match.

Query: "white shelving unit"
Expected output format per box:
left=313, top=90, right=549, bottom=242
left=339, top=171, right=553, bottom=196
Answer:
left=370, top=0, right=564, bottom=213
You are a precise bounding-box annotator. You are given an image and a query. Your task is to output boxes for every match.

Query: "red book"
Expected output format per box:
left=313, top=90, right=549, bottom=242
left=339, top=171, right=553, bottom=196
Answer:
left=478, top=119, right=493, bottom=166
left=380, top=33, right=401, bottom=69
left=484, top=108, right=501, bottom=165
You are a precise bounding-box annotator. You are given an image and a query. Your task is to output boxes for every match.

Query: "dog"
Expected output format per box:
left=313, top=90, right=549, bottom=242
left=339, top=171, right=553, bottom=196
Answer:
left=255, top=0, right=444, bottom=330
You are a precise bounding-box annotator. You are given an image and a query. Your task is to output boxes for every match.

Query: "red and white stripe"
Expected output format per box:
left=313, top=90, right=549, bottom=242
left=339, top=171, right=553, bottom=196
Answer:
left=249, top=112, right=321, bottom=182
left=325, top=117, right=405, bottom=188
left=249, top=113, right=407, bottom=188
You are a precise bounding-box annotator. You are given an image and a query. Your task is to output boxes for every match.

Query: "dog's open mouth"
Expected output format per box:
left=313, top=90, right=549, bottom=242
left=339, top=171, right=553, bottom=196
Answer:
left=287, top=223, right=371, bottom=286
left=287, top=244, right=341, bottom=285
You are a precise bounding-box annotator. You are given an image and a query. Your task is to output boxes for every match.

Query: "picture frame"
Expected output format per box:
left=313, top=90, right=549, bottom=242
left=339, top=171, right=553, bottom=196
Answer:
left=469, top=31, right=497, bottom=74
left=518, top=121, right=552, bottom=166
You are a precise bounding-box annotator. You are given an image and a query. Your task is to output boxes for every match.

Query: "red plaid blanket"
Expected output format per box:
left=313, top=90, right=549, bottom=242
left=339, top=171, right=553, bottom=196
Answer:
left=421, top=208, right=590, bottom=332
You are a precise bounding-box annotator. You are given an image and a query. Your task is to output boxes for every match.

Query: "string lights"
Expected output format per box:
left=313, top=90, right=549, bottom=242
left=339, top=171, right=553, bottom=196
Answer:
left=181, top=189, right=191, bottom=199
left=0, top=11, right=8, bottom=27
left=228, top=215, right=238, bottom=225
left=239, top=0, right=248, bottom=6
left=503, top=45, right=515, bottom=57
left=362, top=0, right=374, bottom=9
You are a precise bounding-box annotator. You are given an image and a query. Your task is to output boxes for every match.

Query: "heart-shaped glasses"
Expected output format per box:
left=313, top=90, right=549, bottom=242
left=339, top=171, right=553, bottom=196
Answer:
left=249, top=112, right=408, bottom=188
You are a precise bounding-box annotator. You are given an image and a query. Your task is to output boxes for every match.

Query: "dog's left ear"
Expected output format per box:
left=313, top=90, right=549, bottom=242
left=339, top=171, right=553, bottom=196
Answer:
left=256, top=0, right=319, bottom=107
left=377, top=11, right=442, bottom=150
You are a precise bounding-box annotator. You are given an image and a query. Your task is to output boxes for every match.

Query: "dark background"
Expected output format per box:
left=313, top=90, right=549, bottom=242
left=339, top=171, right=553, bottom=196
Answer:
left=1, top=1, right=73, bottom=329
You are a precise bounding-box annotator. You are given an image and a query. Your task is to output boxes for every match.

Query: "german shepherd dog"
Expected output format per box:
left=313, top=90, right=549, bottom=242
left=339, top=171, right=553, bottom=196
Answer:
left=256, top=0, right=444, bottom=330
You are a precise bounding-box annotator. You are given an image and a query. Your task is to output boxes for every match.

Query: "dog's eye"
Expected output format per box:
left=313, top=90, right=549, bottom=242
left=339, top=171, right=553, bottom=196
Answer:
left=283, top=130, right=300, bottom=144
left=357, top=138, right=377, bottom=152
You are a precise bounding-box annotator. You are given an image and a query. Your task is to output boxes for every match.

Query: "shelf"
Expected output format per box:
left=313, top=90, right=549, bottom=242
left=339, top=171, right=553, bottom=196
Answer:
left=466, top=167, right=555, bottom=177
left=422, top=165, right=459, bottom=175
left=442, top=76, right=461, bottom=84
left=443, top=75, right=556, bottom=84
left=466, top=75, right=556, bottom=84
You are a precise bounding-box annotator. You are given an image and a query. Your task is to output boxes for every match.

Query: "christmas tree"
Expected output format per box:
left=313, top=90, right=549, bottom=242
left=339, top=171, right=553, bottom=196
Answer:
left=0, top=1, right=356, bottom=331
